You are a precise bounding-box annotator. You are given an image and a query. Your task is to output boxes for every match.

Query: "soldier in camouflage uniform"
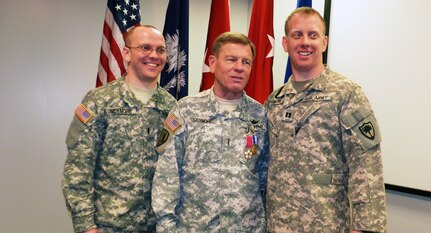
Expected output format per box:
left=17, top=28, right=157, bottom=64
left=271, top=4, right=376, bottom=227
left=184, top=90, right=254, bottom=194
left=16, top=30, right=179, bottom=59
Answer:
left=62, top=26, right=176, bottom=233
left=265, top=7, right=387, bottom=233
left=152, top=32, right=269, bottom=233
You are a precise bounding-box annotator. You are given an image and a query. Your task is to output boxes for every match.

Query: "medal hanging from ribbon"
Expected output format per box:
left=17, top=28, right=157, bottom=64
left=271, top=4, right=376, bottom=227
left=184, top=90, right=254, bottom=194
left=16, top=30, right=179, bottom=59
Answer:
left=244, top=135, right=258, bottom=160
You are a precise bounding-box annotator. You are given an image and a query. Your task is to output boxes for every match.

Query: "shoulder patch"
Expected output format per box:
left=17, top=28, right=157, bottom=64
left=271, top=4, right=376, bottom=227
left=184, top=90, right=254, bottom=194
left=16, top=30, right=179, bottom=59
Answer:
left=354, top=115, right=381, bottom=149
left=155, top=127, right=172, bottom=154
left=156, top=128, right=170, bottom=147
left=359, top=121, right=375, bottom=140
left=164, top=113, right=181, bottom=133
left=75, top=104, right=94, bottom=124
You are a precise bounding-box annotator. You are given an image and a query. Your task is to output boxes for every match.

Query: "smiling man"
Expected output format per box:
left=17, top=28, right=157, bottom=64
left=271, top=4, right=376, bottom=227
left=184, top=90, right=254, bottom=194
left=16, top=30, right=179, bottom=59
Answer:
left=62, top=25, right=176, bottom=233
left=265, top=7, right=387, bottom=233
left=152, top=32, right=269, bottom=233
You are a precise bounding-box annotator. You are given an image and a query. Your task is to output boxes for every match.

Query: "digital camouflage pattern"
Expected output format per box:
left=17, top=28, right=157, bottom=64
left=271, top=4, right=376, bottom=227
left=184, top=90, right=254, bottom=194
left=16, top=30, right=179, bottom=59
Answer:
left=62, top=76, right=176, bottom=233
left=152, top=89, right=269, bottom=233
left=265, top=68, right=387, bottom=233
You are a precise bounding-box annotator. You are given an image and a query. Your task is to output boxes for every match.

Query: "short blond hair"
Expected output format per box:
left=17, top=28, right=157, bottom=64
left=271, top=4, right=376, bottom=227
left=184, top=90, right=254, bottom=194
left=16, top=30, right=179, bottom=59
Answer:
left=284, top=7, right=327, bottom=35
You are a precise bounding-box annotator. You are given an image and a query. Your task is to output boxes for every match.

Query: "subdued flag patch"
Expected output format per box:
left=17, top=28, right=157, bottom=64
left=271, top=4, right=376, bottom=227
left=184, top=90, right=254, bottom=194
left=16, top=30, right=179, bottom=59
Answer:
left=75, top=104, right=94, bottom=124
left=164, top=113, right=181, bottom=133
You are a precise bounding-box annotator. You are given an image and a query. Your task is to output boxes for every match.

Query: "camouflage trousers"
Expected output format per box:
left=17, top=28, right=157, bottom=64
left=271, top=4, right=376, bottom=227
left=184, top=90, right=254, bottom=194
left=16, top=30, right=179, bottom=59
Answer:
left=98, top=225, right=156, bottom=233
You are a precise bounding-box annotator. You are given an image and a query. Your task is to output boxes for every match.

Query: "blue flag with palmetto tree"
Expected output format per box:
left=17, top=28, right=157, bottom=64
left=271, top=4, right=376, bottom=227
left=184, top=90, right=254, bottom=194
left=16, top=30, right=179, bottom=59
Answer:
left=160, top=0, right=189, bottom=100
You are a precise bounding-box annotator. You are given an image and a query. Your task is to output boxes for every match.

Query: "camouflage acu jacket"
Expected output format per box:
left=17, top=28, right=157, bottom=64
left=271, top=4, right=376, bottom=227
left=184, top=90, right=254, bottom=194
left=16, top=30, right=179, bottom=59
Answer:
left=62, top=77, right=176, bottom=233
left=152, top=89, right=269, bottom=233
left=265, top=68, right=387, bottom=233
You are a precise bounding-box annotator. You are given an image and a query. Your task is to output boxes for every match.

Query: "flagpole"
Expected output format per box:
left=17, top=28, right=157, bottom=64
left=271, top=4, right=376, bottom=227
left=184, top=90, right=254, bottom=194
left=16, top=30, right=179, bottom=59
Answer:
left=323, top=0, right=332, bottom=65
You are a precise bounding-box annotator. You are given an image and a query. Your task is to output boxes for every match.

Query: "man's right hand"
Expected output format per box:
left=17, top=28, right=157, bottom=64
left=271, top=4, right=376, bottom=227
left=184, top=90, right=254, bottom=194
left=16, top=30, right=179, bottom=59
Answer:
left=82, top=228, right=99, bottom=233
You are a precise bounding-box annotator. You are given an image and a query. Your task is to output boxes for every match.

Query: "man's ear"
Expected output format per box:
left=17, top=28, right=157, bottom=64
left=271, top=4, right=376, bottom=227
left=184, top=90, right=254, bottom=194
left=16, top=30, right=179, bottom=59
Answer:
left=123, top=46, right=131, bottom=62
left=322, top=35, right=328, bottom=52
left=208, top=55, right=216, bottom=74
left=282, top=36, right=289, bottom=52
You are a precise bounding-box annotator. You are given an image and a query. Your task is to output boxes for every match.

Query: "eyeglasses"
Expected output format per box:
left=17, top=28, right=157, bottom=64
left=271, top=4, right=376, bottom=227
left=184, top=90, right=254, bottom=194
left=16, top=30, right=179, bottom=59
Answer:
left=125, top=45, right=167, bottom=55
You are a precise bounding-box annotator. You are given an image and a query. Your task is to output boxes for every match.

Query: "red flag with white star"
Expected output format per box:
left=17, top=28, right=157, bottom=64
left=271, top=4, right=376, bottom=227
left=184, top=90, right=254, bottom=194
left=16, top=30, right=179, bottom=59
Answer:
left=245, top=0, right=274, bottom=104
left=199, top=0, right=230, bottom=91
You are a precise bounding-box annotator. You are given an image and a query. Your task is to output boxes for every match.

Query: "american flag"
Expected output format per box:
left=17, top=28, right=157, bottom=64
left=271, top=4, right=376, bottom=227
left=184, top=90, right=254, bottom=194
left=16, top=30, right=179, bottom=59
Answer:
left=96, top=0, right=141, bottom=87
left=164, top=113, right=181, bottom=132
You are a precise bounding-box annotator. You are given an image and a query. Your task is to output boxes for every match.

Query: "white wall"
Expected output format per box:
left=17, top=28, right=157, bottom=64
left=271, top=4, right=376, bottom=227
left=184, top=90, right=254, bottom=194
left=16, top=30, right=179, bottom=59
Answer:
left=0, top=1, right=103, bottom=232
left=1, top=0, right=430, bottom=232
left=328, top=0, right=431, bottom=193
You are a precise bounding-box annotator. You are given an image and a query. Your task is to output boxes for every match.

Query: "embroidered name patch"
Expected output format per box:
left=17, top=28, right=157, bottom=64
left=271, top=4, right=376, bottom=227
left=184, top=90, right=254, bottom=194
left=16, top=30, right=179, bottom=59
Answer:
left=303, top=95, right=331, bottom=102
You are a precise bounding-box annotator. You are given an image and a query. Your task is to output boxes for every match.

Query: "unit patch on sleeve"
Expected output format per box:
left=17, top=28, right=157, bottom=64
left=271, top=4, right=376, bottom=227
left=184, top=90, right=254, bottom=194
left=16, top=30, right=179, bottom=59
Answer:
left=359, top=121, right=375, bottom=140
left=156, top=127, right=173, bottom=154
